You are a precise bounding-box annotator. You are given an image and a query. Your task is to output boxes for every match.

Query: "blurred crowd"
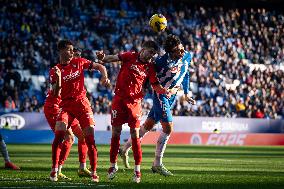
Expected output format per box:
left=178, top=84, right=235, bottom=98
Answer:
left=0, top=0, right=283, bottom=119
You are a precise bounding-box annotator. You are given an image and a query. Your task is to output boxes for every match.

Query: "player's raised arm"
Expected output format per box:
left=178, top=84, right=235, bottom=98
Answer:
left=182, top=73, right=195, bottom=104
left=91, top=62, right=111, bottom=87
left=52, top=66, right=61, bottom=97
left=96, top=51, right=120, bottom=63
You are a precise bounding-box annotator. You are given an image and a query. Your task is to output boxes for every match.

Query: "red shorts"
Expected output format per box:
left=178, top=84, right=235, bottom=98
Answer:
left=43, top=104, right=79, bottom=132
left=111, top=95, right=142, bottom=128
left=57, top=97, right=95, bottom=129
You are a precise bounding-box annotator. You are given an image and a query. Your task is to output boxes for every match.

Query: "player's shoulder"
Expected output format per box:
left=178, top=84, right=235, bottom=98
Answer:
left=155, top=53, right=168, bottom=64
left=121, top=51, right=137, bottom=58
left=49, top=64, right=59, bottom=74
left=182, top=51, right=193, bottom=63
left=119, top=51, right=138, bottom=64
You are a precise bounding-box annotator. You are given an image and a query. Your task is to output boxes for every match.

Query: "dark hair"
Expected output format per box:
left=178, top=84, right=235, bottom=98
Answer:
left=142, top=40, right=159, bottom=52
left=57, top=39, right=73, bottom=51
left=164, top=34, right=181, bottom=53
left=74, top=47, right=82, bottom=52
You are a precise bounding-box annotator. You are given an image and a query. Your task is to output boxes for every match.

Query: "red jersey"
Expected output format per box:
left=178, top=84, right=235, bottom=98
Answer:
left=115, top=52, right=159, bottom=100
left=58, top=57, right=92, bottom=101
left=44, top=66, right=61, bottom=107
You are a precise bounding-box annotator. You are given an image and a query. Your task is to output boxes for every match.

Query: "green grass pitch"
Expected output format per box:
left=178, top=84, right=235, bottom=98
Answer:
left=0, top=144, right=284, bottom=189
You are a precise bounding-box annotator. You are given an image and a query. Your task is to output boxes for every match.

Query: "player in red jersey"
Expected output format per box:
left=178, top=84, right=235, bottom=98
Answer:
left=50, top=40, right=110, bottom=182
left=96, top=41, right=168, bottom=183
left=44, top=49, right=92, bottom=181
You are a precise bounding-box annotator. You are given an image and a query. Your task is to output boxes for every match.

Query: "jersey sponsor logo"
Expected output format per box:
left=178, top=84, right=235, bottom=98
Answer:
left=0, top=113, right=26, bottom=130
left=62, top=70, right=80, bottom=81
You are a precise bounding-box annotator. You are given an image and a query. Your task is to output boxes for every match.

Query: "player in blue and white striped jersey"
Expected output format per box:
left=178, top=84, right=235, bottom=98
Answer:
left=120, top=34, right=196, bottom=176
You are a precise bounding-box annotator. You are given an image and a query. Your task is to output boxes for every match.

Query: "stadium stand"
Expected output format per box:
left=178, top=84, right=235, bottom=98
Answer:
left=0, top=0, right=283, bottom=119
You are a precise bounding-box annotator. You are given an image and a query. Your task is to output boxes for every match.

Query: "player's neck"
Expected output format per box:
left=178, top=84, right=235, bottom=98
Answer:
left=169, top=54, right=180, bottom=61
left=138, top=54, right=148, bottom=64
left=59, top=57, right=71, bottom=65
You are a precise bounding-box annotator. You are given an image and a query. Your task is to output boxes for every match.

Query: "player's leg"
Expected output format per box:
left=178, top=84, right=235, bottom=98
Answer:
left=120, top=95, right=160, bottom=169
left=57, top=128, right=74, bottom=180
left=128, top=100, right=143, bottom=183
left=72, top=123, right=90, bottom=177
left=75, top=97, right=99, bottom=182
left=81, top=125, right=99, bottom=182
left=151, top=95, right=175, bottom=176
left=120, top=116, right=156, bottom=168
left=129, top=127, right=142, bottom=183
left=108, top=96, right=125, bottom=180
left=50, top=120, right=67, bottom=181
left=0, top=133, right=20, bottom=170
left=151, top=121, right=173, bottom=176
left=108, top=125, right=122, bottom=180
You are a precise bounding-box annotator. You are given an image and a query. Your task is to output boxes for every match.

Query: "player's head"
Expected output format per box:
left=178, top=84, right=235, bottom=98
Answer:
left=164, top=34, right=185, bottom=60
left=73, top=47, right=82, bottom=58
left=139, top=40, right=159, bottom=63
left=57, top=39, right=74, bottom=63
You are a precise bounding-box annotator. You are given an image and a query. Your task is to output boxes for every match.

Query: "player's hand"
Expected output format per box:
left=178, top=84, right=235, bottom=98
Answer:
left=184, top=95, right=196, bottom=105
left=101, top=76, right=111, bottom=87
left=54, top=66, right=61, bottom=78
left=165, top=90, right=172, bottom=98
left=96, top=51, right=105, bottom=61
left=166, top=87, right=180, bottom=98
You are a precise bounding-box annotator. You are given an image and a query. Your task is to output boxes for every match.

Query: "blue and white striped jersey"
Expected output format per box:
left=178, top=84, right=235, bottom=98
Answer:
left=154, top=51, right=192, bottom=94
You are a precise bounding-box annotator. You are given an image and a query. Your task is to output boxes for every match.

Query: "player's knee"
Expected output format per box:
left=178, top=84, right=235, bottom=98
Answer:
left=65, top=134, right=75, bottom=144
left=143, top=119, right=155, bottom=131
left=55, top=121, right=67, bottom=131
left=73, top=125, right=84, bottom=141
left=112, top=126, right=122, bottom=137
left=161, top=122, right=173, bottom=134
left=130, top=128, right=139, bottom=138
left=83, top=125, right=94, bottom=136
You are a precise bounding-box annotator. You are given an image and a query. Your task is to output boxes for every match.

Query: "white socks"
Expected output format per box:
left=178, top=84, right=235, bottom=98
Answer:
left=58, top=165, right=63, bottom=173
left=79, top=162, right=86, bottom=170
left=51, top=167, right=58, bottom=173
left=154, top=132, right=170, bottom=166
left=134, top=165, right=140, bottom=172
left=123, top=125, right=149, bottom=154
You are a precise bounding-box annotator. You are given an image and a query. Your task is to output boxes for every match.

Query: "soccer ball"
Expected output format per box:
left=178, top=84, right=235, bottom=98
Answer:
left=149, top=14, right=167, bottom=32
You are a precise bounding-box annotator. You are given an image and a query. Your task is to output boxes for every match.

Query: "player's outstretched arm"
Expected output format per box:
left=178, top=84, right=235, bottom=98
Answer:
left=184, top=94, right=196, bottom=105
left=96, top=51, right=120, bottom=63
left=52, top=66, right=61, bottom=96
left=92, top=63, right=111, bottom=87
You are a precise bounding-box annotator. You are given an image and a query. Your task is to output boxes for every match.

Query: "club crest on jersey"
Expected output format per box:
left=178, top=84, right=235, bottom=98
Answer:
left=72, top=64, right=77, bottom=68
left=170, top=65, right=181, bottom=73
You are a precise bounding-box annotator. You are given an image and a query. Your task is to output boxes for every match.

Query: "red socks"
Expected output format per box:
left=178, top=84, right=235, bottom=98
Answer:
left=78, top=140, right=88, bottom=163
left=132, top=137, right=142, bottom=165
left=109, top=136, right=120, bottom=163
left=52, top=130, right=65, bottom=168
left=85, top=135, right=98, bottom=172
left=58, top=140, right=72, bottom=166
